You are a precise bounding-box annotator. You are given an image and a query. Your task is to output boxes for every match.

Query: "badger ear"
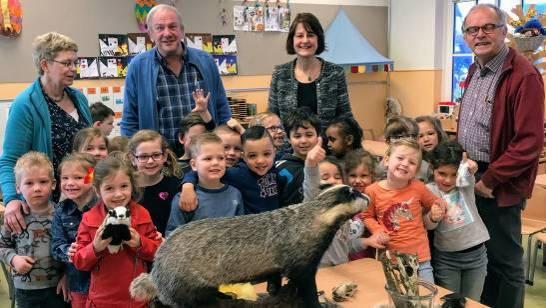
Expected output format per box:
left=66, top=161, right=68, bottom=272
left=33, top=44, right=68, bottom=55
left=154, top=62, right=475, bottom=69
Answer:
left=126, top=208, right=131, bottom=217
left=108, top=209, right=115, bottom=216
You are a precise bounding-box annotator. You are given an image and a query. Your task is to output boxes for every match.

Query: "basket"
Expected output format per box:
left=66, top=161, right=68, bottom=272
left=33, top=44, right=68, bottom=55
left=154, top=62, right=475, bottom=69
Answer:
left=514, top=35, right=544, bottom=52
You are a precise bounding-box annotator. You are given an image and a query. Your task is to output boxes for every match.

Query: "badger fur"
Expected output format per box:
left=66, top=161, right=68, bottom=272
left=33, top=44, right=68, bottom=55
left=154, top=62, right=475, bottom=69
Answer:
left=130, top=184, right=369, bottom=307
left=102, top=206, right=131, bottom=254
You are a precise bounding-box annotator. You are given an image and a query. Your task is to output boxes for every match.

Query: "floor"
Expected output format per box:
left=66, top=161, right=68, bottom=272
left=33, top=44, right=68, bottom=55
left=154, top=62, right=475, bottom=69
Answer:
left=1, top=240, right=546, bottom=307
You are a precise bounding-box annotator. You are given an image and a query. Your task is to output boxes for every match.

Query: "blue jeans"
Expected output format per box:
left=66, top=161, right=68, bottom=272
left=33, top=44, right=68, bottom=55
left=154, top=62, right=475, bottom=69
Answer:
left=15, top=287, right=66, bottom=308
left=432, top=244, right=488, bottom=301
left=418, top=261, right=435, bottom=284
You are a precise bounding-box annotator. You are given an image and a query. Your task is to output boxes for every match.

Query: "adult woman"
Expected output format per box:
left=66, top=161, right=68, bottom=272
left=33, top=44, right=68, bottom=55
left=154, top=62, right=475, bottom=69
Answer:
left=268, top=13, right=353, bottom=126
left=0, top=32, right=91, bottom=233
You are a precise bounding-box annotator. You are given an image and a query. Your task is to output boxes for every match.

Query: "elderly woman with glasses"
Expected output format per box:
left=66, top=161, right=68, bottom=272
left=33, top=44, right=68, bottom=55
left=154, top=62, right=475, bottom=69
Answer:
left=0, top=32, right=91, bottom=234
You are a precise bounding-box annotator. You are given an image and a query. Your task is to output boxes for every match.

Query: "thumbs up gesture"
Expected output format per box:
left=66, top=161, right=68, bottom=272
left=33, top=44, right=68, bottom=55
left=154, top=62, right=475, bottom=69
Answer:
left=305, top=137, right=326, bottom=167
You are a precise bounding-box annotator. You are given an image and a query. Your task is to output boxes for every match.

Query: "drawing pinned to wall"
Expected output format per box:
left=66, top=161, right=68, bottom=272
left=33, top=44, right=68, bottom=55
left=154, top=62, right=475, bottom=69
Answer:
left=279, top=7, right=291, bottom=32
left=0, top=0, right=22, bottom=38
left=213, top=55, right=238, bottom=75
left=77, top=57, right=100, bottom=79
left=249, top=5, right=265, bottom=31
left=233, top=5, right=249, bottom=31
left=234, top=1, right=288, bottom=32
left=265, top=6, right=280, bottom=31
left=213, top=35, right=237, bottom=54
left=99, top=57, right=130, bottom=78
left=128, top=33, right=153, bottom=55
left=186, top=33, right=213, bottom=53
left=99, top=34, right=129, bottom=56
left=134, top=0, right=157, bottom=32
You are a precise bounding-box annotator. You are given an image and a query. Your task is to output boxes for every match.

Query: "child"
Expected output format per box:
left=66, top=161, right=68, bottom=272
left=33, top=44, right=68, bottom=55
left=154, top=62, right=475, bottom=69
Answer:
left=72, top=128, right=109, bottom=160
left=128, top=130, right=181, bottom=236
left=362, top=138, right=446, bottom=283
left=108, top=135, right=129, bottom=153
left=214, top=124, right=243, bottom=167
left=249, top=112, right=288, bottom=158
left=90, top=102, right=115, bottom=137
left=0, top=152, right=65, bottom=307
left=426, top=141, right=489, bottom=301
left=325, top=116, right=363, bottom=159
left=177, top=112, right=215, bottom=174
left=72, top=155, right=161, bottom=307
left=166, top=133, right=244, bottom=235
left=415, top=115, right=448, bottom=154
left=180, top=125, right=280, bottom=215
left=51, top=153, right=98, bottom=307
left=276, top=108, right=323, bottom=207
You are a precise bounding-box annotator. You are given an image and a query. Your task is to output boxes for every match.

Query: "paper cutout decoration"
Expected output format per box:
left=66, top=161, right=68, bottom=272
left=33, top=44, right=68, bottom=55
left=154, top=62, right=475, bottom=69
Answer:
left=213, top=55, right=238, bottom=75
left=99, top=34, right=129, bottom=57
left=99, top=57, right=130, bottom=78
left=77, top=57, right=100, bottom=79
left=186, top=33, right=213, bottom=53
left=128, top=33, right=153, bottom=55
left=134, top=0, right=156, bottom=32
left=213, top=35, right=237, bottom=54
left=0, top=0, right=22, bottom=37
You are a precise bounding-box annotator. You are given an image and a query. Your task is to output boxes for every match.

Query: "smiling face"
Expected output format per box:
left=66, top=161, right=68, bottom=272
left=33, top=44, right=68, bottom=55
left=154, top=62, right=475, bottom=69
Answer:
left=463, top=6, right=507, bottom=65
left=82, top=136, right=108, bottom=160
left=261, top=115, right=286, bottom=149
left=42, top=50, right=78, bottom=87
left=319, top=161, right=343, bottom=186
left=433, top=164, right=458, bottom=193
left=131, top=139, right=167, bottom=177
left=384, top=145, right=421, bottom=184
left=60, top=162, right=94, bottom=207
left=243, top=137, right=276, bottom=176
left=347, top=164, right=373, bottom=193
left=17, top=167, right=56, bottom=209
left=216, top=131, right=242, bottom=168
left=293, top=23, right=318, bottom=58
left=289, top=123, right=319, bottom=159
left=98, top=170, right=132, bottom=210
left=417, top=121, right=439, bottom=153
left=191, top=142, right=226, bottom=187
left=148, top=8, right=184, bottom=57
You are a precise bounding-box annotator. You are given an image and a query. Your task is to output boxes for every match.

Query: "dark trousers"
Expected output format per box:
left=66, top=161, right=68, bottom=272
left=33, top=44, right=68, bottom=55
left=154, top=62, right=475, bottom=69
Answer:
left=477, top=195, right=525, bottom=308
left=15, top=287, right=66, bottom=308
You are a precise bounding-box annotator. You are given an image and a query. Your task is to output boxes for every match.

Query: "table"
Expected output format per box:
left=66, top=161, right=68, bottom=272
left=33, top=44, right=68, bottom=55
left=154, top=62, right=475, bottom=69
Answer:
left=535, top=174, right=546, bottom=188
left=255, top=258, right=486, bottom=307
left=362, top=140, right=388, bottom=157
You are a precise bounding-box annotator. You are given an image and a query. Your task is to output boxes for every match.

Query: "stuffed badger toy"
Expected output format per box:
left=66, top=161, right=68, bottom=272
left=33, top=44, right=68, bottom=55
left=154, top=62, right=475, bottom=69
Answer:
left=102, top=206, right=131, bottom=254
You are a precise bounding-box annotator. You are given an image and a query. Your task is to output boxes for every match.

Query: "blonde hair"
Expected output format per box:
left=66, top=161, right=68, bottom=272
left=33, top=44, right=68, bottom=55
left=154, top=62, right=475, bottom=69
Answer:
left=249, top=112, right=279, bottom=127
left=58, top=153, right=97, bottom=176
left=14, top=152, right=54, bottom=185
left=32, top=32, right=78, bottom=75
left=385, top=137, right=423, bottom=166
left=108, top=136, right=129, bottom=153
left=72, top=128, right=109, bottom=153
left=189, top=132, right=223, bottom=159
left=128, top=129, right=181, bottom=178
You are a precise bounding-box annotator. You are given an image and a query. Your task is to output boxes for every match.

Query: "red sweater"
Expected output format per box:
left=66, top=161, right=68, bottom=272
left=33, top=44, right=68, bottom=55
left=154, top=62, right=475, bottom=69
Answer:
left=460, top=48, right=545, bottom=206
left=73, top=200, right=161, bottom=308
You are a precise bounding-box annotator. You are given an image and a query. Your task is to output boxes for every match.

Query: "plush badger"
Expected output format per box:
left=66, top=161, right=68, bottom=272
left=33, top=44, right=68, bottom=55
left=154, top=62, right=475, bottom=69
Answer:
left=130, top=184, right=369, bottom=307
left=102, top=206, right=131, bottom=254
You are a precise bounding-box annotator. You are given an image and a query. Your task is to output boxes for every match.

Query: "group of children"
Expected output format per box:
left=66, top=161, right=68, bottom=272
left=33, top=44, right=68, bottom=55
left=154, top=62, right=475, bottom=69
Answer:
left=0, top=98, right=489, bottom=306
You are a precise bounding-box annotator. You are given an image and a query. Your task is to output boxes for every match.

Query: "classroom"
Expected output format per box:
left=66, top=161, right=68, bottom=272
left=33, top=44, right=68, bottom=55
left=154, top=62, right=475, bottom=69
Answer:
left=0, top=0, right=545, bottom=307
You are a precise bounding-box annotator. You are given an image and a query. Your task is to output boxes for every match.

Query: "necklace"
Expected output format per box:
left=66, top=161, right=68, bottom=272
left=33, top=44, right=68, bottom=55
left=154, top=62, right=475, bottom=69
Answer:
left=46, top=90, right=65, bottom=103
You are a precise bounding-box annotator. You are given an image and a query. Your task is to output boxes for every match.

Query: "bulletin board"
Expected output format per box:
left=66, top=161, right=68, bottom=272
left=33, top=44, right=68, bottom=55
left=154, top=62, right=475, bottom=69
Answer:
left=0, top=0, right=388, bottom=83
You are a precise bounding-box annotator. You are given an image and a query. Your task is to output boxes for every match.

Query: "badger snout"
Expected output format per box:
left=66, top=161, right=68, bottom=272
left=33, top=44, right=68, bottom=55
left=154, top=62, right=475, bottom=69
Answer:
left=350, top=188, right=370, bottom=212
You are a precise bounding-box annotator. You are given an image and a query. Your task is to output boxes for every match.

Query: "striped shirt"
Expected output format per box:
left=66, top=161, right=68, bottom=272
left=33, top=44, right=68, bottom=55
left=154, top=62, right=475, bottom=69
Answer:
left=458, top=46, right=508, bottom=162
left=155, top=50, right=206, bottom=145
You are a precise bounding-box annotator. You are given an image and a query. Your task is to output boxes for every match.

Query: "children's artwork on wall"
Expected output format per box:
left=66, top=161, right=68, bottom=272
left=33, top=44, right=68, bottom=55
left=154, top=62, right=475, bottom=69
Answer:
left=134, top=0, right=157, bottom=32
left=213, top=55, right=238, bottom=75
left=279, top=7, right=291, bottom=32
left=77, top=57, right=99, bottom=79
left=265, top=6, right=280, bottom=32
left=186, top=33, right=213, bottom=53
left=128, top=33, right=153, bottom=55
left=212, top=35, right=237, bottom=54
left=0, top=0, right=22, bottom=38
left=99, top=57, right=130, bottom=78
left=248, top=6, right=265, bottom=32
left=99, top=34, right=129, bottom=57
left=233, top=5, right=249, bottom=31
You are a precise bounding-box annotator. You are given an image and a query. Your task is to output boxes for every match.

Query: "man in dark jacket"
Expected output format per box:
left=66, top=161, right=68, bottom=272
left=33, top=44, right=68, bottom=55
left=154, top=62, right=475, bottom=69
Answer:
left=458, top=4, right=545, bottom=308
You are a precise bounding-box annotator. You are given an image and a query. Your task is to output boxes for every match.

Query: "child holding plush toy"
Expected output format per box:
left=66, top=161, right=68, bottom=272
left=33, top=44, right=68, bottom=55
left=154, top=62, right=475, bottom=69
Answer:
left=72, top=155, right=161, bottom=307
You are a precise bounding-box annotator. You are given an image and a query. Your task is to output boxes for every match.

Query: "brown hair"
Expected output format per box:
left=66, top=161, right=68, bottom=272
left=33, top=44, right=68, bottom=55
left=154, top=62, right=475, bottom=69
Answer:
left=188, top=132, right=223, bottom=159
left=384, top=116, right=419, bottom=143
left=286, top=13, right=325, bottom=55
left=249, top=112, right=280, bottom=127
left=72, top=128, right=109, bottom=153
left=58, top=153, right=97, bottom=176
left=128, top=129, right=181, bottom=178
left=93, top=155, right=141, bottom=201
left=213, top=124, right=240, bottom=137
left=178, top=112, right=206, bottom=137
left=108, top=136, right=130, bottom=153
left=14, top=152, right=54, bottom=185
left=344, top=149, right=376, bottom=180
left=415, top=115, right=448, bottom=146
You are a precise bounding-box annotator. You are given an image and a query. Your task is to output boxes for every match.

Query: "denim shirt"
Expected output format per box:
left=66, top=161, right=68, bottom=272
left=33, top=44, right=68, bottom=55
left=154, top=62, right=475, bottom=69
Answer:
left=51, top=196, right=97, bottom=293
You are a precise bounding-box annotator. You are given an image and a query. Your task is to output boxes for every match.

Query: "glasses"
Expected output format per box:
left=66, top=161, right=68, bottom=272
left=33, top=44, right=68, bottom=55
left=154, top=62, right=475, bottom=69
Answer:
left=464, top=23, right=504, bottom=36
left=51, top=59, right=79, bottom=69
left=266, top=125, right=284, bottom=132
left=134, top=152, right=164, bottom=163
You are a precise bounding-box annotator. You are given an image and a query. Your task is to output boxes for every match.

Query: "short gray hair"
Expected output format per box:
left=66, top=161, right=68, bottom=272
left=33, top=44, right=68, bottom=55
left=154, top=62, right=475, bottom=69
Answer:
left=32, top=32, right=78, bottom=75
left=461, top=3, right=508, bottom=33
left=146, top=4, right=184, bottom=31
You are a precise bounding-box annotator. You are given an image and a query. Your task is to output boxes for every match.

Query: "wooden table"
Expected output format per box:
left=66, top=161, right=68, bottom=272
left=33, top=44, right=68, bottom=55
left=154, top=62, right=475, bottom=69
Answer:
left=535, top=174, right=546, bottom=188
left=255, top=258, right=486, bottom=307
left=362, top=140, right=388, bottom=157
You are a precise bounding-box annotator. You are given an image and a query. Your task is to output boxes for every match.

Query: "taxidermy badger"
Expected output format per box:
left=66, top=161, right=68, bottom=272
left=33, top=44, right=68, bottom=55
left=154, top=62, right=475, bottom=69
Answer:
left=130, top=184, right=369, bottom=307
left=102, top=206, right=131, bottom=254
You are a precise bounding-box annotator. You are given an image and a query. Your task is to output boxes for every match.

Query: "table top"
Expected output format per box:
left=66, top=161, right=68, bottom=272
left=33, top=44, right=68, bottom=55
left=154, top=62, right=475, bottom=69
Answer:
left=536, top=174, right=546, bottom=188
left=255, top=258, right=486, bottom=307
left=362, top=140, right=388, bottom=157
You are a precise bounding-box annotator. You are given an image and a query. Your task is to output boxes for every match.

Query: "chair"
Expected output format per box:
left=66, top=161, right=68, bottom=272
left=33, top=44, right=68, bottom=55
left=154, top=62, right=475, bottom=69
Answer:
left=528, top=232, right=546, bottom=285
left=0, top=262, right=15, bottom=308
left=524, top=181, right=546, bottom=285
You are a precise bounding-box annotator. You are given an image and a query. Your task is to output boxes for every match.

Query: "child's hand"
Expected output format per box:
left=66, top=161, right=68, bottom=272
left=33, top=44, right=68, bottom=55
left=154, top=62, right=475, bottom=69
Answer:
left=375, top=231, right=390, bottom=245
left=463, top=152, right=478, bottom=174
left=363, top=232, right=387, bottom=249
left=191, top=89, right=210, bottom=114
left=56, top=273, right=71, bottom=302
left=124, top=227, right=141, bottom=248
left=305, top=137, right=325, bottom=167
left=67, top=242, right=80, bottom=263
left=93, top=224, right=112, bottom=254
left=430, top=200, right=447, bottom=223
left=11, top=255, right=35, bottom=274
left=179, top=183, right=198, bottom=211
left=153, top=231, right=165, bottom=244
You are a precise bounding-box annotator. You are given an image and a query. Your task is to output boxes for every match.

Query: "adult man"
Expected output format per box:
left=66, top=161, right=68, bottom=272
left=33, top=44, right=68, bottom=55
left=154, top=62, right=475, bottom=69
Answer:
left=458, top=4, right=544, bottom=307
left=121, top=4, right=232, bottom=150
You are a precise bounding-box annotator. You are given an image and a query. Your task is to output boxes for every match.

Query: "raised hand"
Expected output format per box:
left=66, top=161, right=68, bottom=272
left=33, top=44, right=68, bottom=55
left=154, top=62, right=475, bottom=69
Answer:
left=305, top=137, right=326, bottom=167
left=191, top=89, right=210, bottom=113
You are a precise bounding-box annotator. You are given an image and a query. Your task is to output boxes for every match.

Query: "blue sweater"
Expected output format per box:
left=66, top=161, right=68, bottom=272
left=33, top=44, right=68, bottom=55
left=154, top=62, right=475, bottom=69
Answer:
left=121, top=46, right=232, bottom=137
left=0, top=79, right=91, bottom=204
left=165, top=184, right=244, bottom=236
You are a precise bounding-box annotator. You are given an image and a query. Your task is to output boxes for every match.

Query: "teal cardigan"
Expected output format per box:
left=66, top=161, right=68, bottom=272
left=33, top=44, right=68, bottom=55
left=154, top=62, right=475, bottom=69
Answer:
left=0, top=78, right=91, bottom=204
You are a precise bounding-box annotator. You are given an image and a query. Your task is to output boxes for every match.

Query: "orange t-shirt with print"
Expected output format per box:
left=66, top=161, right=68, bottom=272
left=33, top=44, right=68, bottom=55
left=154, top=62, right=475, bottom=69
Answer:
left=362, top=179, right=440, bottom=262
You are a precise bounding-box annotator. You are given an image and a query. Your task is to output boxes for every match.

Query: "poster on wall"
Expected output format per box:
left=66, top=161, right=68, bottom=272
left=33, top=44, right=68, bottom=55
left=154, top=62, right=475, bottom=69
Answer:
left=248, top=6, right=264, bottom=32
left=77, top=57, right=99, bottom=79
left=279, top=7, right=291, bottom=32
left=186, top=33, right=213, bottom=53
left=212, top=35, right=237, bottom=54
left=98, top=57, right=130, bottom=78
left=127, top=33, right=153, bottom=55
left=213, top=55, right=238, bottom=75
left=99, top=34, right=129, bottom=56
left=233, top=5, right=249, bottom=31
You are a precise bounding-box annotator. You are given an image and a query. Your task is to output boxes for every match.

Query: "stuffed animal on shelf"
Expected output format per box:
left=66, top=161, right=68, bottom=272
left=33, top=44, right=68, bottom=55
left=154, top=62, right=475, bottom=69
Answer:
left=102, top=206, right=131, bottom=254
